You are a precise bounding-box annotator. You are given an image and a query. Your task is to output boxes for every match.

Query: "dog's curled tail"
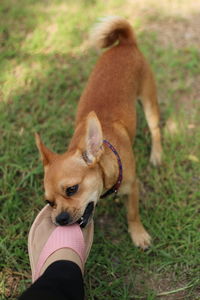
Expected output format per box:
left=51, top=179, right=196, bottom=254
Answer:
left=89, top=16, right=136, bottom=49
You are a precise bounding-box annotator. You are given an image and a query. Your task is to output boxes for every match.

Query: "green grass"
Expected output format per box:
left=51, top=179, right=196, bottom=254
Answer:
left=0, top=0, right=200, bottom=299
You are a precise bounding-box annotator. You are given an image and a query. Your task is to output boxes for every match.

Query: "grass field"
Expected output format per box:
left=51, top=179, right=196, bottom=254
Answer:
left=0, top=0, right=200, bottom=299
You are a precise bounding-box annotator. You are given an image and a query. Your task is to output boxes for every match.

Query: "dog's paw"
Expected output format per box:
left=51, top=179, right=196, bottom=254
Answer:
left=150, top=148, right=162, bottom=167
left=129, top=222, right=151, bottom=250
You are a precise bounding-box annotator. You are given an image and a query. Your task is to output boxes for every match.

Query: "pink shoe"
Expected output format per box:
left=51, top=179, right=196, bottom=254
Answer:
left=28, top=205, right=93, bottom=282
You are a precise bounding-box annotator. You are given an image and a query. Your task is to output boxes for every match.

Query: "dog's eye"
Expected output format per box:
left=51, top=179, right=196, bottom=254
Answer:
left=66, top=184, right=79, bottom=197
left=45, top=200, right=54, bottom=207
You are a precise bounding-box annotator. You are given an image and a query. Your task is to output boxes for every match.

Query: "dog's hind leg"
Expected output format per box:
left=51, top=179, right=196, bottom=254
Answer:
left=139, top=65, right=162, bottom=166
left=127, top=179, right=151, bottom=250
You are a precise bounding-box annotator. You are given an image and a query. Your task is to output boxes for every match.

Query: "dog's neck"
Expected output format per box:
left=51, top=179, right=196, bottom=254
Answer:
left=68, top=122, right=121, bottom=194
left=100, top=140, right=123, bottom=198
left=99, top=143, right=119, bottom=193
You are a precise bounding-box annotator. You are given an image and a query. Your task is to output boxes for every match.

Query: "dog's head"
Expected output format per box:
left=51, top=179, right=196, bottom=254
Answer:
left=35, top=112, right=104, bottom=227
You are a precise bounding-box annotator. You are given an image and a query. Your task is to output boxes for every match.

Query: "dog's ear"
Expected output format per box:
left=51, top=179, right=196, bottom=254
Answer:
left=35, top=133, right=55, bottom=166
left=83, top=111, right=104, bottom=165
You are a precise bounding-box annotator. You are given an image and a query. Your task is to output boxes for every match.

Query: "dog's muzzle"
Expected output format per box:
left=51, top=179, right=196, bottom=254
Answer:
left=77, top=202, right=94, bottom=228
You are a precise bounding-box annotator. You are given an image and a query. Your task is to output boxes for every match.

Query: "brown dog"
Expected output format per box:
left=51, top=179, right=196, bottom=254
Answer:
left=36, top=16, right=162, bottom=249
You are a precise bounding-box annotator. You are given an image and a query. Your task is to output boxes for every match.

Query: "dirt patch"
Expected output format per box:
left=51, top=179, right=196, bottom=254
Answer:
left=133, top=271, right=199, bottom=300
left=1, top=269, right=23, bottom=298
left=128, top=0, right=200, bottom=49
left=146, top=16, right=200, bottom=49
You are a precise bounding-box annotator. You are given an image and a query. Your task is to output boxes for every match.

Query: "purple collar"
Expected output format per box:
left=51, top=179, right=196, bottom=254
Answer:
left=100, top=140, right=123, bottom=199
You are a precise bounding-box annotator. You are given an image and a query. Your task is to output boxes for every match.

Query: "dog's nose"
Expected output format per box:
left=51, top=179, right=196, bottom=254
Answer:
left=56, top=212, right=70, bottom=226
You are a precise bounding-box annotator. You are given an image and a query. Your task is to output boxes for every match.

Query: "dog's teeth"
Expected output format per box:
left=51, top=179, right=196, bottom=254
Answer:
left=78, top=216, right=84, bottom=226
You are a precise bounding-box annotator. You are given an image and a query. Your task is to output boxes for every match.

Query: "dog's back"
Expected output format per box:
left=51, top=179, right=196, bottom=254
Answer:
left=75, top=16, right=145, bottom=138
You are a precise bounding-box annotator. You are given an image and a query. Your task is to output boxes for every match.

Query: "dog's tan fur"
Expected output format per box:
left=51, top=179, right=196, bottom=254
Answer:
left=36, top=16, right=162, bottom=249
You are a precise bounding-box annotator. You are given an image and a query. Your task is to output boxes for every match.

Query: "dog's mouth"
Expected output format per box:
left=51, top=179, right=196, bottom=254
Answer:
left=77, top=202, right=94, bottom=228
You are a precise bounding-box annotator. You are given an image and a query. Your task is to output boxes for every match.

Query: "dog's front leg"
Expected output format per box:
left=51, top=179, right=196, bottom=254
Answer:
left=127, top=179, right=151, bottom=250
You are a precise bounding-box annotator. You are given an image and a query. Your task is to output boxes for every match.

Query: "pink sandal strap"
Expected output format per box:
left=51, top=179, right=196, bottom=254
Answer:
left=34, top=224, right=85, bottom=281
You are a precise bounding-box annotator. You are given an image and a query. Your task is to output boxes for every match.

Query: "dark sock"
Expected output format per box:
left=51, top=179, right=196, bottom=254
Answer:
left=18, top=260, right=84, bottom=300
